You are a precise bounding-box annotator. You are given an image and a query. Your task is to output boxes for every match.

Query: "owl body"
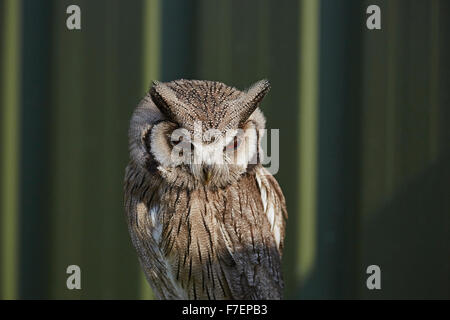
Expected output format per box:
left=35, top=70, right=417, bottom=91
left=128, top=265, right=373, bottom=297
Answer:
left=124, top=80, right=287, bottom=299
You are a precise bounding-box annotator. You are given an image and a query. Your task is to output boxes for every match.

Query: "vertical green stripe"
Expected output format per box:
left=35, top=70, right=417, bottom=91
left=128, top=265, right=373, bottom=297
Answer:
left=142, top=0, right=160, bottom=92
left=140, top=0, right=161, bottom=300
left=1, top=0, right=21, bottom=300
left=49, top=0, right=84, bottom=299
left=257, top=0, right=270, bottom=82
left=297, top=0, right=320, bottom=281
left=216, top=0, right=232, bottom=83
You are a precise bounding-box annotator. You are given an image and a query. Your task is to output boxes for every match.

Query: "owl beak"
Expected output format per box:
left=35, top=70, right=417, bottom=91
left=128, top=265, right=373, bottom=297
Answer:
left=203, top=167, right=212, bottom=184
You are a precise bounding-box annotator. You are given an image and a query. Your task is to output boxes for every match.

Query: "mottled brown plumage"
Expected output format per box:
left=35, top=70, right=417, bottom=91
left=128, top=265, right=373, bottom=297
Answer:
left=124, top=79, right=287, bottom=300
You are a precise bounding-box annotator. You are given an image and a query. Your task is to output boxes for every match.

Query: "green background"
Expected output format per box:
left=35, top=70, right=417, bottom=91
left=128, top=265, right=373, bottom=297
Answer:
left=1, top=0, right=449, bottom=299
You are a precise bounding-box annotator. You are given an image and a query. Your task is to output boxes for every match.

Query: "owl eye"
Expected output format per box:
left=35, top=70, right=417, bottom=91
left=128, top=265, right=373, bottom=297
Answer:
left=170, top=135, right=183, bottom=146
left=170, top=134, right=195, bottom=156
left=224, top=136, right=241, bottom=152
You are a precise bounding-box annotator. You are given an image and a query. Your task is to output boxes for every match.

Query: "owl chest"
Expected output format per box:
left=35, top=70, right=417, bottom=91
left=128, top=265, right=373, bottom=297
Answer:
left=147, top=183, right=269, bottom=299
left=149, top=197, right=226, bottom=299
left=154, top=184, right=265, bottom=256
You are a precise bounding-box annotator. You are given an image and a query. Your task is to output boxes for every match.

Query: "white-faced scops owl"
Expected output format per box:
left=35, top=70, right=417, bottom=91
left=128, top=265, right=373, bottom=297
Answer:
left=124, top=79, right=287, bottom=300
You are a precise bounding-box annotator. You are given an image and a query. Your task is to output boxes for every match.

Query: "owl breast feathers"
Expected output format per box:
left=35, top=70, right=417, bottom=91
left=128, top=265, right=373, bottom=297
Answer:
left=124, top=79, right=287, bottom=300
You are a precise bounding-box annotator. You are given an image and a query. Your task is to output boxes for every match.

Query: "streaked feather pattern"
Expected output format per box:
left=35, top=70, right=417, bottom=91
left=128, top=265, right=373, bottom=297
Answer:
left=124, top=163, right=286, bottom=299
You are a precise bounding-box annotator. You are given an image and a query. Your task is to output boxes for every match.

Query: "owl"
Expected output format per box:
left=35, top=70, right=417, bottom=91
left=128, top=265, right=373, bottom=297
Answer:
left=124, top=79, right=287, bottom=300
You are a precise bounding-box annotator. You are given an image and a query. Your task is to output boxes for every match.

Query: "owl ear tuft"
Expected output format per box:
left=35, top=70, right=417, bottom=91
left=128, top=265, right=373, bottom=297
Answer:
left=149, top=81, right=184, bottom=122
left=237, top=79, right=271, bottom=123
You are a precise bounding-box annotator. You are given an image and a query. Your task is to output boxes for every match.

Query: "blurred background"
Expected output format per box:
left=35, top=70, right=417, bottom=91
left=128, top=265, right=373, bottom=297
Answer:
left=1, top=0, right=449, bottom=299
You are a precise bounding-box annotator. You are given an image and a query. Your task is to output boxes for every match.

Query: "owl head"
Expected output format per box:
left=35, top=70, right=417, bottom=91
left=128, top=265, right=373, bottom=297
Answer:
left=128, top=79, right=270, bottom=189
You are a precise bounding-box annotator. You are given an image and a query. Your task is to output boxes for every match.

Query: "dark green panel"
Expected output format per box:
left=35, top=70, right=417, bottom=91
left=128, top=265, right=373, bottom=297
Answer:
left=396, top=2, right=431, bottom=185
left=359, top=0, right=390, bottom=219
left=266, top=0, right=300, bottom=299
left=161, top=0, right=197, bottom=81
left=195, top=0, right=232, bottom=83
left=230, top=0, right=270, bottom=88
left=361, top=152, right=450, bottom=299
left=386, top=0, right=407, bottom=192
left=438, top=1, right=450, bottom=153
left=360, top=0, right=450, bottom=299
left=18, top=0, right=52, bottom=299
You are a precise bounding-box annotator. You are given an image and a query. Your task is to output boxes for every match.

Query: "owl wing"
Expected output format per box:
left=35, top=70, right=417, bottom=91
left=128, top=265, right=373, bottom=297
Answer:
left=216, top=166, right=287, bottom=300
left=125, top=163, right=189, bottom=300
left=255, top=167, right=288, bottom=254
